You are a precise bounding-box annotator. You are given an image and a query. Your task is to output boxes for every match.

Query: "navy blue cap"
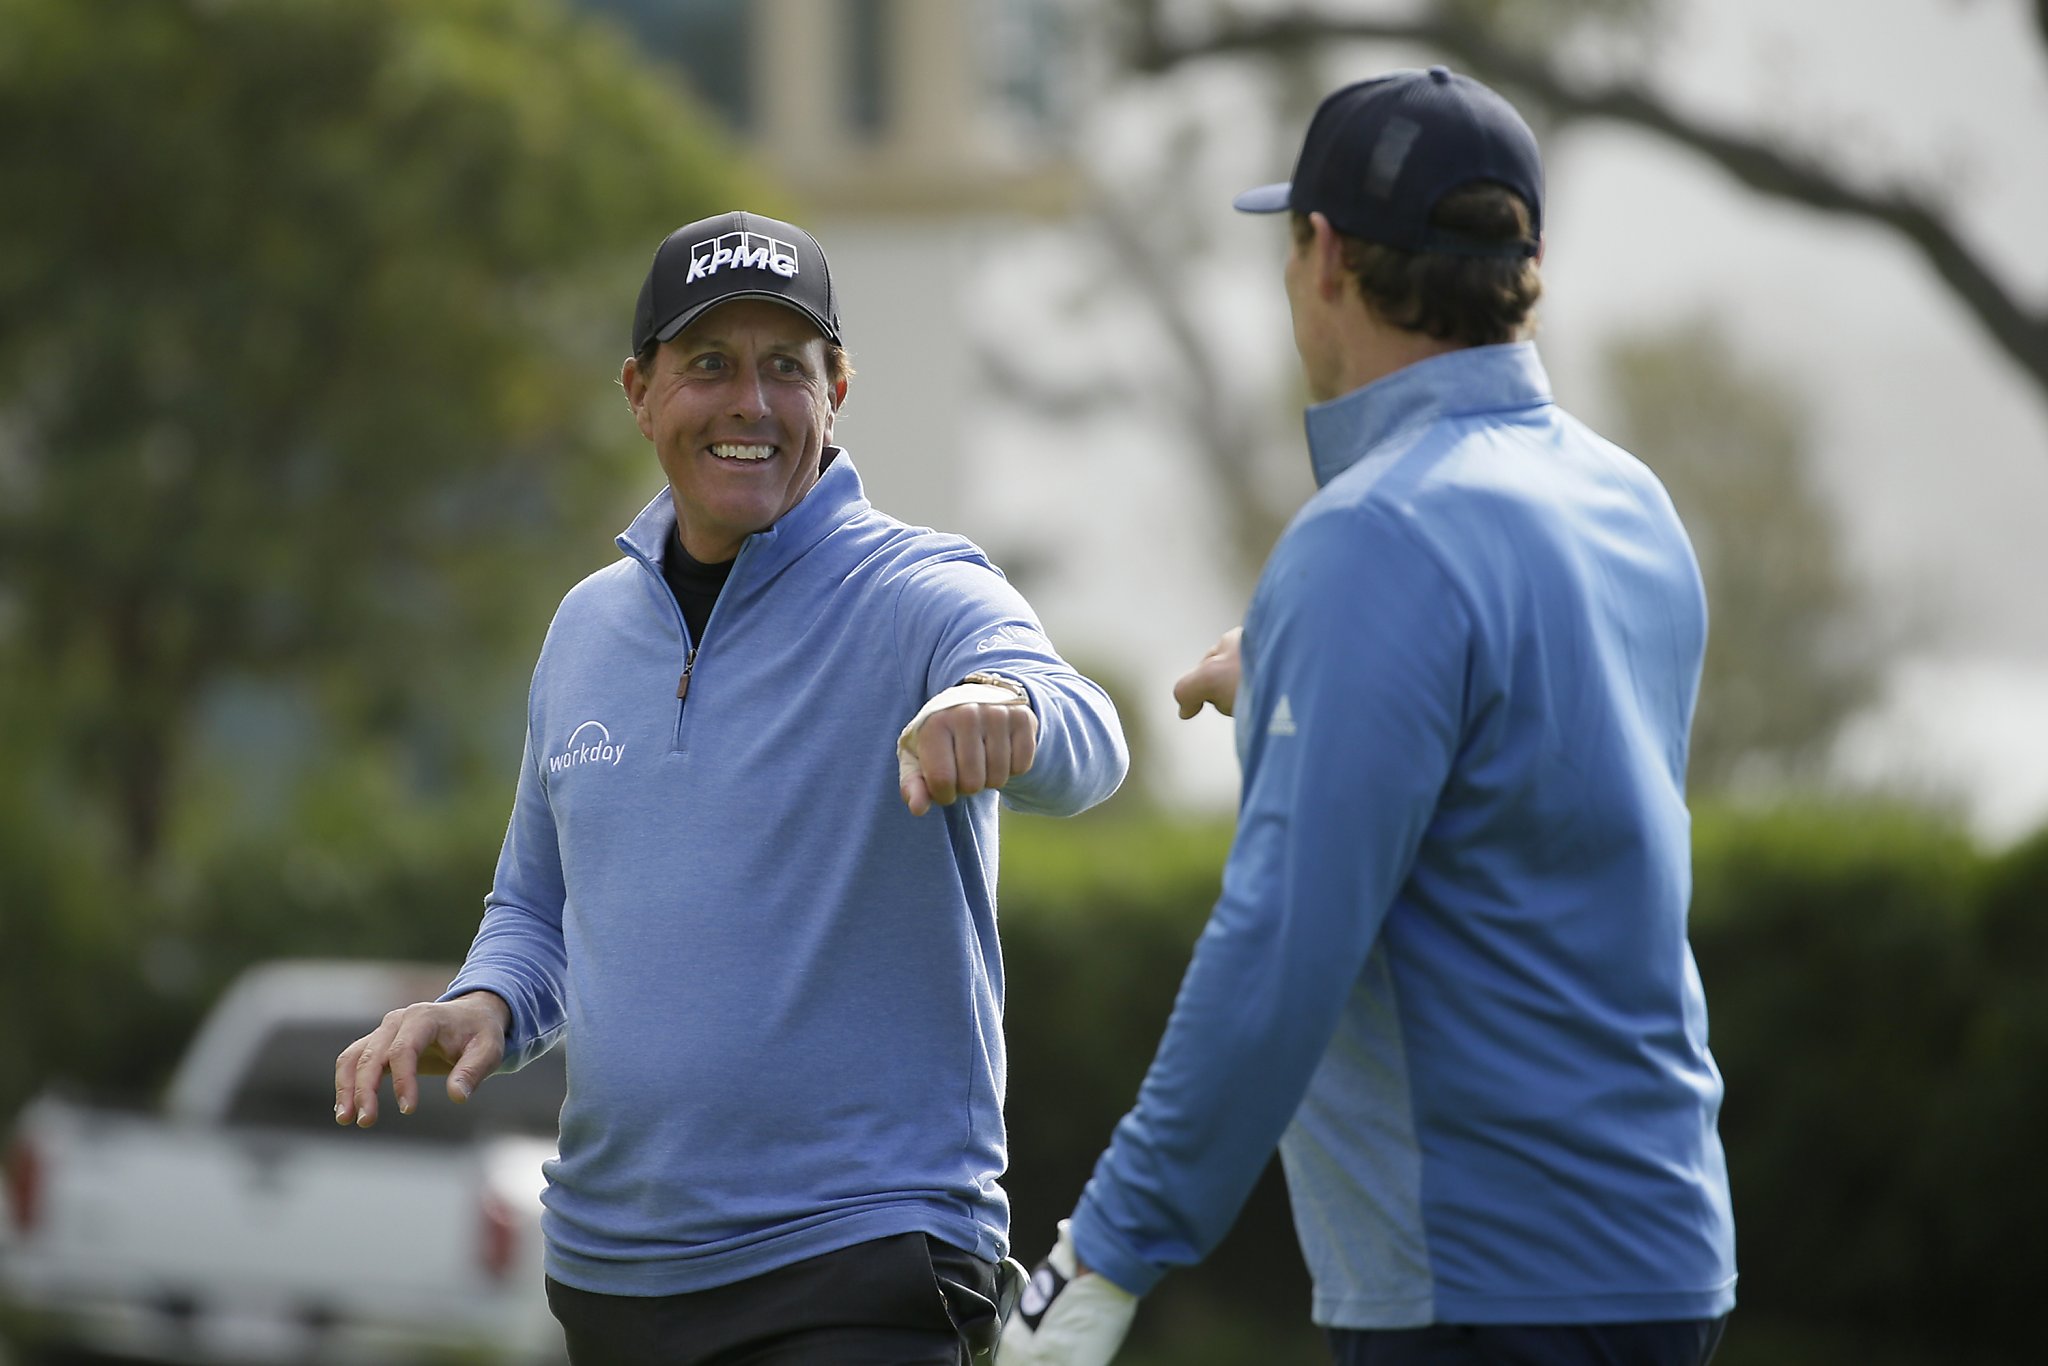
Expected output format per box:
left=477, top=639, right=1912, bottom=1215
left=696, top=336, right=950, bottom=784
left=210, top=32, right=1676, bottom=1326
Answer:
left=1235, top=66, right=1542, bottom=258
left=633, top=210, right=841, bottom=354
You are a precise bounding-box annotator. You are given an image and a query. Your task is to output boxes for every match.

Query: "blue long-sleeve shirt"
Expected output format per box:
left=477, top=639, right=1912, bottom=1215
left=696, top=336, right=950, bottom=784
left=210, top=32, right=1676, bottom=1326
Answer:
left=1070, top=343, right=1735, bottom=1327
left=445, top=452, right=1127, bottom=1296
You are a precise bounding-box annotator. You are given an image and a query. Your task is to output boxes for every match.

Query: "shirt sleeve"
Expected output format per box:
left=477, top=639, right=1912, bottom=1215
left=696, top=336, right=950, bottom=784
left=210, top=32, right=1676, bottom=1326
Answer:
left=1068, top=503, right=1468, bottom=1296
left=893, top=554, right=1129, bottom=818
left=440, top=722, right=571, bottom=1071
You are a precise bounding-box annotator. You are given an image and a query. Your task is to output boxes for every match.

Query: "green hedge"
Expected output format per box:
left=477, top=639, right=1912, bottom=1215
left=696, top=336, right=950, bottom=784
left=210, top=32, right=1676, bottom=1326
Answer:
left=1689, top=810, right=2048, bottom=1364
left=998, top=804, right=2048, bottom=1366
left=4, top=800, right=2041, bottom=1364
left=998, top=813, right=1325, bottom=1365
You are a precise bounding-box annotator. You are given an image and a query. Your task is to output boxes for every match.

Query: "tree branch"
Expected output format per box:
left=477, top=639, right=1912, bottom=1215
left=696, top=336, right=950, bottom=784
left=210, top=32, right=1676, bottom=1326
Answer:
left=1127, top=9, right=2048, bottom=402
left=1082, top=187, right=1294, bottom=573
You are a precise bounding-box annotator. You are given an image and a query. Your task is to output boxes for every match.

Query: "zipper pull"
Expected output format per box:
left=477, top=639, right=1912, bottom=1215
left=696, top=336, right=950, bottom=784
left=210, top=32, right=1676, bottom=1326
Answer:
left=676, top=646, right=698, bottom=700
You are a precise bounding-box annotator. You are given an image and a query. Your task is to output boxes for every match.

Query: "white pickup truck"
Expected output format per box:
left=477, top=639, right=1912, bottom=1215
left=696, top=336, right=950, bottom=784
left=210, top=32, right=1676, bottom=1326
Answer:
left=0, top=959, right=568, bottom=1365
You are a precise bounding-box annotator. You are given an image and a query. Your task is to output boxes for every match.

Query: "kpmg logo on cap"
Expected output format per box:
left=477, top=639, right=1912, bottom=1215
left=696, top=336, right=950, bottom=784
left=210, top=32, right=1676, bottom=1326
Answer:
left=687, top=231, right=799, bottom=284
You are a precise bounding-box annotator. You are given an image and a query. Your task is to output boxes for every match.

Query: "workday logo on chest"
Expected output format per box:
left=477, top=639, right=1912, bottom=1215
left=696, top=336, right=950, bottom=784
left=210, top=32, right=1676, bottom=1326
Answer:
left=549, top=720, right=626, bottom=775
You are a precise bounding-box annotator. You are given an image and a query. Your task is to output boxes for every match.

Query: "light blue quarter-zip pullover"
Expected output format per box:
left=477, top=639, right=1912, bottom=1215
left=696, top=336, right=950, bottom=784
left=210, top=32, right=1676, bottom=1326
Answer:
left=446, top=452, right=1127, bottom=1297
left=1071, top=343, right=1735, bottom=1327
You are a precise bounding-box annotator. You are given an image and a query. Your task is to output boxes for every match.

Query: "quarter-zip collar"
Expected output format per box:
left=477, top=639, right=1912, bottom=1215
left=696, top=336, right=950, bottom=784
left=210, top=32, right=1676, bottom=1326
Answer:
left=1303, top=341, right=1552, bottom=488
left=617, top=446, right=869, bottom=582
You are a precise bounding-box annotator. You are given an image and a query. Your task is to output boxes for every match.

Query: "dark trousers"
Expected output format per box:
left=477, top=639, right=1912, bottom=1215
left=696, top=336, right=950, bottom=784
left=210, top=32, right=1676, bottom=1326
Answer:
left=1328, top=1317, right=1727, bottom=1366
left=545, top=1232, right=1001, bottom=1366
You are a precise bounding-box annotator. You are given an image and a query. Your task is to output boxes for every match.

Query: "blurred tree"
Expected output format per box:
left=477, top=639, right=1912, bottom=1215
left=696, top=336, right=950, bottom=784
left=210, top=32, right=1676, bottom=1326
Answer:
left=975, top=0, right=1799, bottom=582
left=1603, top=318, right=1893, bottom=792
left=0, top=0, right=757, bottom=872
left=1113, top=0, right=2048, bottom=407
left=981, top=0, right=1950, bottom=785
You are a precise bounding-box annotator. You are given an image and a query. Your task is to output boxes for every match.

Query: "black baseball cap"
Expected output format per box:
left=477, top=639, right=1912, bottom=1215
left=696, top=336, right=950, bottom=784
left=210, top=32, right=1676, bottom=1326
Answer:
left=1234, top=66, right=1542, bottom=259
left=632, top=210, right=842, bottom=354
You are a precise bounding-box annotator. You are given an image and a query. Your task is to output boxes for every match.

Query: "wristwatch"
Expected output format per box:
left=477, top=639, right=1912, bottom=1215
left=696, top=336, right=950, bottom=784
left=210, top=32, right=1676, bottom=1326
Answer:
left=960, top=671, right=1029, bottom=703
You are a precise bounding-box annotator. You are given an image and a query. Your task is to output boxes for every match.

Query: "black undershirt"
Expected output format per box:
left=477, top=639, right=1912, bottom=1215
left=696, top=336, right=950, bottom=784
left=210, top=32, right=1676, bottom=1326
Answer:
left=662, top=528, right=734, bottom=645
left=662, top=445, right=839, bottom=642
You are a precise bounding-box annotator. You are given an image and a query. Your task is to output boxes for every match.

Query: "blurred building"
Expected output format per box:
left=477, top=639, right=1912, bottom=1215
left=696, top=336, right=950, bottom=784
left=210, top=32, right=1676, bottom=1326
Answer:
left=573, top=0, right=1080, bottom=533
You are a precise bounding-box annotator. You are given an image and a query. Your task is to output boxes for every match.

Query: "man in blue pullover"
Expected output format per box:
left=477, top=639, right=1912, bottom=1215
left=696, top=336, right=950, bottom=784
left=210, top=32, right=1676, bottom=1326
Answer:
left=334, top=210, right=1128, bottom=1365
left=1004, top=69, right=1734, bottom=1366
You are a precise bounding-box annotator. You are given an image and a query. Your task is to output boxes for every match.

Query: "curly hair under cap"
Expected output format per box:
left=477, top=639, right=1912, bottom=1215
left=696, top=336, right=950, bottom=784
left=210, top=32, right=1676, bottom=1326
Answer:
left=1295, top=183, right=1542, bottom=348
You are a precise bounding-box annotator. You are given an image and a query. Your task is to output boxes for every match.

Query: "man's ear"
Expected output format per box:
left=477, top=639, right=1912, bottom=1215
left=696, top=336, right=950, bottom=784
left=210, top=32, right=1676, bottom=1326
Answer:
left=621, top=355, right=655, bottom=441
left=1308, top=212, right=1347, bottom=302
left=822, top=375, right=848, bottom=440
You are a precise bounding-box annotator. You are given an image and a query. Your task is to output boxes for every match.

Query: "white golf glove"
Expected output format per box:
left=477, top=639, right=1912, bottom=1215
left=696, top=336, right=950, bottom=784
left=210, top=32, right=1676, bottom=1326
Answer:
left=999, top=1220, right=1137, bottom=1366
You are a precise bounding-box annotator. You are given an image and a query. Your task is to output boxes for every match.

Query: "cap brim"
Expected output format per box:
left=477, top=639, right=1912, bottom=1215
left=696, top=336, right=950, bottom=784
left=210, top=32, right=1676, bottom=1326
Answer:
left=653, top=292, right=841, bottom=348
left=1232, top=181, right=1293, bottom=214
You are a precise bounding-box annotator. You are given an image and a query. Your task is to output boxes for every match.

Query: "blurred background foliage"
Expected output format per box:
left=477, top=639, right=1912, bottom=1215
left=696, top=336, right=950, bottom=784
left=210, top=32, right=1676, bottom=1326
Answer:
left=0, top=0, right=757, bottom=1104
left=1, top=2, right=2043, bottom=1366
left=1604, top=318, right=1896, bottom=793
left=997, top=805, right=2048, bottom=1366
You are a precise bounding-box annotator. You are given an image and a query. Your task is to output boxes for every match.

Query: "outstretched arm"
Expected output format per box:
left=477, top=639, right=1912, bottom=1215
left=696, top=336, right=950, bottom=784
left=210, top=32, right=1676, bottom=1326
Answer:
left=897, top=673, right=1039, bottom=816
left=894, top=557, right=1127, bottom=818
left=1066, top=507, right=1465, bottom=1299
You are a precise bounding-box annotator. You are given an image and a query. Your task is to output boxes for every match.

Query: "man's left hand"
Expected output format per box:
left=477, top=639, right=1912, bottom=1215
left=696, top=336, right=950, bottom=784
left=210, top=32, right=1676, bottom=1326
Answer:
left=998, top=1220, right=1136, bottom=1366
left=1173, top=626, right=1242, bottom=719
left=899, top=679, right=1037, bottom=815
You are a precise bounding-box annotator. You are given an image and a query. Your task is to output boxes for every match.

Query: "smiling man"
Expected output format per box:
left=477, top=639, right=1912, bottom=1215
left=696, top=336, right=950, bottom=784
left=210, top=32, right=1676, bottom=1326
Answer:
left=632, top=294, right=841, bottom=563
left=335, top=211, right=1128, bottom=1365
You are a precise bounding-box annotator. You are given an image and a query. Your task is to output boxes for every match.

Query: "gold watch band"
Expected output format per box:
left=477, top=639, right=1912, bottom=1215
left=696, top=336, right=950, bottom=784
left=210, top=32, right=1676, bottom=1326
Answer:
left=960, top=670, right=1029, bottom=702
